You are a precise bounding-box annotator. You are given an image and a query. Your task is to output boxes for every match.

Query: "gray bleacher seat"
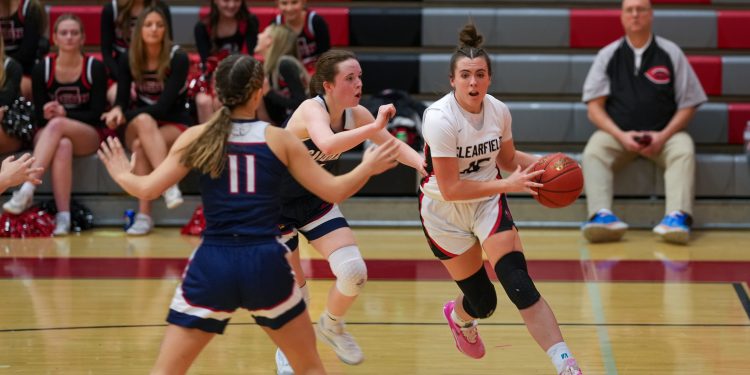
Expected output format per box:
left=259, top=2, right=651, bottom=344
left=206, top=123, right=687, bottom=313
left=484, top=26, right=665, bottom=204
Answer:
left=508, top=102, right=578, bottom=143
left=687, top=103, right=728, bottom=144
left=722, top=56, right=750, bottom=96
left=420, top=53, right=749, bottom=96
left=170, top=6, right=202, bottom=46
left=493, top=9, right=569, bottom=48
left=508, top=102, right=729, bottom=144
left=422, top=8, right=495, bottom=48
left=613, top=158, right=660, bottom=197
left=35, top=156, right=102, bottom=194
left=422, top=8, right=721, bottom=49
left=653, top=10, right=717, bottom=49
left=733, top=154, right=750, bottom=196
left=420, top=54, right=587, bottom=95
left=695, top=154, right=741, bottom=197
left=422, top=8, right=569, bottom=48
left=492, top=55, right=577, bottom=94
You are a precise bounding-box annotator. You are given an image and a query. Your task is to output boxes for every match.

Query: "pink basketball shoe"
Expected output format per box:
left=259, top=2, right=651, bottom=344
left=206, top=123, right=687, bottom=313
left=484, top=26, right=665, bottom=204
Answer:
left=443, top=301, right=485, bottom=359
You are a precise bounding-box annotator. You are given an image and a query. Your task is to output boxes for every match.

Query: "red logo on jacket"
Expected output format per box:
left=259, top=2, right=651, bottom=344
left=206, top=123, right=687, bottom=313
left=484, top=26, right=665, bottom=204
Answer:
left=644, top=66, right=671, bottom=84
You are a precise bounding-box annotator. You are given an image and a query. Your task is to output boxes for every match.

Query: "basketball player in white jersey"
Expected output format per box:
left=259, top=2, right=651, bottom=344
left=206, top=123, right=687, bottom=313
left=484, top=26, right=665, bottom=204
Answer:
left=419, top=23, right=583, bottom=375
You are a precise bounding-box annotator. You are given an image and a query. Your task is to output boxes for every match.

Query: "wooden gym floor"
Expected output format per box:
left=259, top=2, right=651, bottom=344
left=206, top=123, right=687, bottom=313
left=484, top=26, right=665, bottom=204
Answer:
left=1, top=227, right=749, bottom=374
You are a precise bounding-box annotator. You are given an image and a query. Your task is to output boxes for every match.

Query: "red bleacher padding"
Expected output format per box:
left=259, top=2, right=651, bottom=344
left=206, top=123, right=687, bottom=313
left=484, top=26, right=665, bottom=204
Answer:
left=717, top=11, right=750, bottom=49
left=199, top=7, right=349, bottom=47
left=687, top=56, right=722, bottom=96
left=728, top=103, right=750, bottom=145
left=48, top=6, right=102, bottom=45
left=569, top=9, right=622, bottom=48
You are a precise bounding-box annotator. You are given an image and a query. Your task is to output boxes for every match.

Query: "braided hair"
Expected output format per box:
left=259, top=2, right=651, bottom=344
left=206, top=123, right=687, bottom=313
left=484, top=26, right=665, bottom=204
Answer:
left=180, top=55, right=264, bottom=178
left=449, top=23, right=492, bottom=78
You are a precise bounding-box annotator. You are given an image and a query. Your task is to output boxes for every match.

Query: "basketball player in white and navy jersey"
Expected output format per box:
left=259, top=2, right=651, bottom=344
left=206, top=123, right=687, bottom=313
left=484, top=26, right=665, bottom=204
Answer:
left=419, top=23, right=584, bottom=375
left=278, top=94, right=356, bottom=247
left=273, top=49, right=426, bottom=373
left=97, top=55, right=400, bottom=375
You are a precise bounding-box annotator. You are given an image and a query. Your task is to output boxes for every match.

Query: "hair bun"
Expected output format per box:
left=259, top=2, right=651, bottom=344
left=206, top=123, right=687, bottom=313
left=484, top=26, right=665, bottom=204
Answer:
left=458, top=23, right=483, bottom=49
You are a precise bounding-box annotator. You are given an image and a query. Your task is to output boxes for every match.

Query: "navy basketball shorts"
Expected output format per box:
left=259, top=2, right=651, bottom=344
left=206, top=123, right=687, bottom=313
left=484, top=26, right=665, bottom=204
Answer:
left=278, top=195, right=349, bottom=251
left=419, top=192, right=516, bottom=260
left=167, top=237, right=305, bottom=333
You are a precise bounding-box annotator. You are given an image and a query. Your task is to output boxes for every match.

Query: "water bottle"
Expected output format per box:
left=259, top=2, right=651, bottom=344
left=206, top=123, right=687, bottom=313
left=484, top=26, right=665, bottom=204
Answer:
left=124, top=209, right=135, bottom=231
left=395, top=128, right=408, bottom=143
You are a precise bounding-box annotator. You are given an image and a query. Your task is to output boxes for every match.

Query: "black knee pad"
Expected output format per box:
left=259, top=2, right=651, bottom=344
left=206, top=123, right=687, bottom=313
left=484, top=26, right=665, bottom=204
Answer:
left=494, top=251, right=541, bottom=310
left=455, top=267, right=497, bottom=319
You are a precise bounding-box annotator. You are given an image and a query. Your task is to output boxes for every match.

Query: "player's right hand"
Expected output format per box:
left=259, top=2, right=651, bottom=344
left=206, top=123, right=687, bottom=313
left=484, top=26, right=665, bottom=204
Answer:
left=362, top=138, right=400, bottom=175
left=97, top=137, right=134, bottom=181
left=0, top=153, right=43, bottom=187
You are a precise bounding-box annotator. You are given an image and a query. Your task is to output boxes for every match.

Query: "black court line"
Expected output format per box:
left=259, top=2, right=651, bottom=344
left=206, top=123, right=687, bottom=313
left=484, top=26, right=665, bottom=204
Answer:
left=734, top=282, right=750, bottom=321
left=3, top=321, right=750, bottom=333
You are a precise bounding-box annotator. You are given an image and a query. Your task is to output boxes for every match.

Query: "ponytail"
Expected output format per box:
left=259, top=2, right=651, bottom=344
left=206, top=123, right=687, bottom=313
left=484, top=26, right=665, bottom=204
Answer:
left=180, top=107, right=233, bottom=178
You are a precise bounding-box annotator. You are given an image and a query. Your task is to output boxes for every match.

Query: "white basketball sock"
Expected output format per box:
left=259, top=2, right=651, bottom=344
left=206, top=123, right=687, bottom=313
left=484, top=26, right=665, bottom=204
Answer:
left=451, top=308, right=474, bottom=328
left=547, top=341, right=573, bottom=373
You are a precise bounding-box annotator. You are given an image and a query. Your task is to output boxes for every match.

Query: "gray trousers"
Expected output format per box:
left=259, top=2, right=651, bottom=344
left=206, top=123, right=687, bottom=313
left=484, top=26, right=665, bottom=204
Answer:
left=582, top=130, right=695, bottom=218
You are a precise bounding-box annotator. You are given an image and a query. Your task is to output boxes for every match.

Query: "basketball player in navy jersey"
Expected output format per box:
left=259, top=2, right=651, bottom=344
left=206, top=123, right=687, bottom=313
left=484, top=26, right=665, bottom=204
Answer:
left=97, top=54, right=400, bottom=375
left=3, top=14, right=106, bottom=236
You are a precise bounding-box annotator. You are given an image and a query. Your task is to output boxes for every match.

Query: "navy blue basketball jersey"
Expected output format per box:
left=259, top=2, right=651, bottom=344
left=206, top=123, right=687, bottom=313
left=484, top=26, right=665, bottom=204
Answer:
left=281, top=96, right=355, bottom=200
left=200, top=119, right=290, bottom=238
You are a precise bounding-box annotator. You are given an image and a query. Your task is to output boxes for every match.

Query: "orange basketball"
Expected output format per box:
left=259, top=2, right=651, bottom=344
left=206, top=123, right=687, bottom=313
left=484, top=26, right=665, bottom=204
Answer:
left=530, top=153, right=583, bottom=208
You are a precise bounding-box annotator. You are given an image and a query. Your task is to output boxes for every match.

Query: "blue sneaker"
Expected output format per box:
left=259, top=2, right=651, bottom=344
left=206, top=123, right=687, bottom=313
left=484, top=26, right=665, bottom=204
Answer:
left=581, top=209, right=628, bottom=243
left=653, top=211, right=691, bottom=245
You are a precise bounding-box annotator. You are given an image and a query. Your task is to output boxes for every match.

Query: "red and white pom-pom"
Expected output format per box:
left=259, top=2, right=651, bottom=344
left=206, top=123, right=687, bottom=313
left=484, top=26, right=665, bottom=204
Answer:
left=0, top=207, right=55, bottom=238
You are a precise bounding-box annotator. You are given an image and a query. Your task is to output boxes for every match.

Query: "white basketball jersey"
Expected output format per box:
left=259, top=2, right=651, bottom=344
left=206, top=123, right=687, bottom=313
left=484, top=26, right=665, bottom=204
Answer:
left=421, top=92, right=513, bottom=202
